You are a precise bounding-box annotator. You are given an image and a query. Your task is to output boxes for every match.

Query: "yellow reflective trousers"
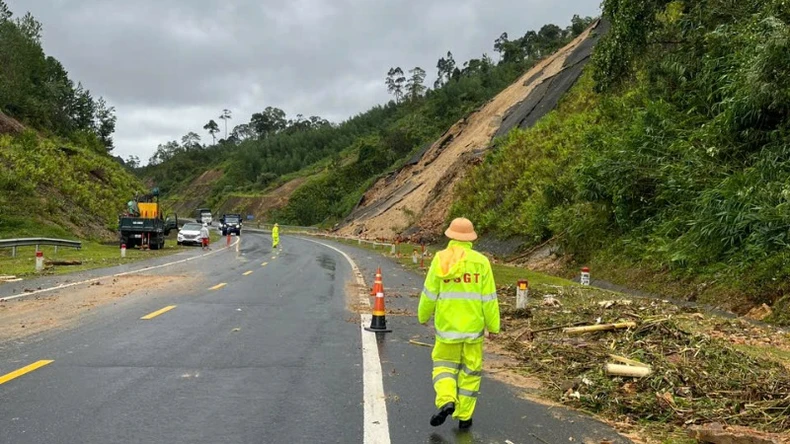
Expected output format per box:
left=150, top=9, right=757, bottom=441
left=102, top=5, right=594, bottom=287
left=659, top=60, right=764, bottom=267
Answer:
left=431, top=340, right=483, bottom=421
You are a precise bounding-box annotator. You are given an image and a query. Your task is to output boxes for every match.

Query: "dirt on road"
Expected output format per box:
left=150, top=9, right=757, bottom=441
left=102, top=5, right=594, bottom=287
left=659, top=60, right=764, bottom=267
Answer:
left=0, top=274, right=193, bottom=344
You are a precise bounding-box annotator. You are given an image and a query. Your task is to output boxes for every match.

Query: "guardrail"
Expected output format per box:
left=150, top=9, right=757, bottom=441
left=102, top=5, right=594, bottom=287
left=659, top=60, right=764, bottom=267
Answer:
left=249, top=223, right=319, bottom=232
left=0, top=238, right=82, bottom=258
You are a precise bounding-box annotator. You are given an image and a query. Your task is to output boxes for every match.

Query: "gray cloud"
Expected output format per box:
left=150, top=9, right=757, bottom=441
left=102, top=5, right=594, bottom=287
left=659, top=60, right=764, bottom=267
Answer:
left=7, top=0, right=601, bottom=161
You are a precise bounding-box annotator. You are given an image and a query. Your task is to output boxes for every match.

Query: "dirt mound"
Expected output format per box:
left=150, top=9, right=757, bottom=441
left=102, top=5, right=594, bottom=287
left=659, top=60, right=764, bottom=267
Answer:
left=0, top=111, right=25, bottom=135
left=338, top=21, right=608, bottom=241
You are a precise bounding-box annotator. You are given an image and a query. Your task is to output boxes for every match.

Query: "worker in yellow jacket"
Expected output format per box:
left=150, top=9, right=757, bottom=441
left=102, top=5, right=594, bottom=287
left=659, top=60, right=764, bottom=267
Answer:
left=418, top=217, right=500, bottom=430
left=272, top=223, right=280, bottom=249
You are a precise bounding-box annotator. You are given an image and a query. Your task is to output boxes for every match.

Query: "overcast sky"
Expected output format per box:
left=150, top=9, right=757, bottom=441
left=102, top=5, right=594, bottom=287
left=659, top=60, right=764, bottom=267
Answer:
left=8, top=0, right=601, bottom=162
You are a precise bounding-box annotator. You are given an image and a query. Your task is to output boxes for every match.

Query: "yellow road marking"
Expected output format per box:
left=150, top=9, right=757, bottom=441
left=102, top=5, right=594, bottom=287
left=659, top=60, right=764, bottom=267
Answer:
left=140, top=305, right=177, bottom=320
left=0, top=360, right=54, bottom=385
left=243, top=270, right=253, bottom=276
left=210, top=283, right=227, bottom=290
left=261, top=262, right=268, bottom=267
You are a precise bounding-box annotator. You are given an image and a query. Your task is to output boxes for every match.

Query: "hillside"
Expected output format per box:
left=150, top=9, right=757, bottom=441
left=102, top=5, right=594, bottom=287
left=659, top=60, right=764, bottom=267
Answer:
left=0, top=114, right=143, bottom=240
left=450, top=0, right=790, bottom=319
left=337, top=21, right=607, bottom=240
left=0, top=3, right=143, bottom=241
left=141, top=15, right=596, bottom=224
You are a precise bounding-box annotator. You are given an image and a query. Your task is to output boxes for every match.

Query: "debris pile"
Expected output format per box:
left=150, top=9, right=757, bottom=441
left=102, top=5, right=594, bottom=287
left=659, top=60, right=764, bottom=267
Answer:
left=497, top=285, right=790, bottom=434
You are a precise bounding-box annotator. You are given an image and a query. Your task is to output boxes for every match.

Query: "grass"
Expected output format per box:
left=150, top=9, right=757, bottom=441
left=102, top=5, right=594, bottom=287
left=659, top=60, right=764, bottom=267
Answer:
left=0, top=231, right=221, bottom=279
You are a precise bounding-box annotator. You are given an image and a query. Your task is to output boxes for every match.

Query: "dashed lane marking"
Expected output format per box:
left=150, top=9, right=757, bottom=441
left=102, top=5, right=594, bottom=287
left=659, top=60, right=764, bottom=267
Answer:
left=243, top=271, right=254, bottom=276
left=209, top=283, right=227, bottom=290
left=0, top=360, right=54, bottom=385
left=140, top=305, right=177, bottom=320
left=261, top=262, right=268, bottom=267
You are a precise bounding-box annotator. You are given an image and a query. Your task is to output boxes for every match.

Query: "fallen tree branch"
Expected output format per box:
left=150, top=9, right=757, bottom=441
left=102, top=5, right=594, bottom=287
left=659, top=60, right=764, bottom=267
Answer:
left=563, top=322, right=637, bottom=335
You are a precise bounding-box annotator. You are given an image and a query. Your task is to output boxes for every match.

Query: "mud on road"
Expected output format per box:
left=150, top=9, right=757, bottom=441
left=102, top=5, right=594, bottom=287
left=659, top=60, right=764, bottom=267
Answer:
left=0, top=274, right=194, bottom=345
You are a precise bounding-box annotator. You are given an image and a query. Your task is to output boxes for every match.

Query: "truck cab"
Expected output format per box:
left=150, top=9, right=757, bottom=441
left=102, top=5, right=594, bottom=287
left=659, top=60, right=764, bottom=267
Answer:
left=196, top=208, right=212, bottom=225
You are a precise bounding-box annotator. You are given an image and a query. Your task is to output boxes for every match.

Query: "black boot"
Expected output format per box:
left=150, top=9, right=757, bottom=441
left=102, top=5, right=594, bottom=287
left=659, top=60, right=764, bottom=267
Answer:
left=459, top=418, right=473, bottom=430
left=429, top=402, right=455, bottom=427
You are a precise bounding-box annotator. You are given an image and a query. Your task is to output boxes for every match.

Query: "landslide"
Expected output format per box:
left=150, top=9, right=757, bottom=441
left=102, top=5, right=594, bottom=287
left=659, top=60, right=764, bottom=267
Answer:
left=337, top=21, right=609, bottom=241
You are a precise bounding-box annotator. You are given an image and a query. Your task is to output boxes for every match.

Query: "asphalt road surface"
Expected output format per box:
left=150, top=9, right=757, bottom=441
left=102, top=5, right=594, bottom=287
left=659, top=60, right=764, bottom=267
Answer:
left=0, top=232, right=629, bottom=444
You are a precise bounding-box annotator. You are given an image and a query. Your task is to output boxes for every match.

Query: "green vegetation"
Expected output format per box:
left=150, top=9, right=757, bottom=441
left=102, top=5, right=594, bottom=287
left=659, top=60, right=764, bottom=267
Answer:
left=453, top=0, right=790, bottom=315
left=142, top=16, right=596, bottom=224
left=0, top=1, right=116, bottom=152
left=0, top=133, right=143, bottom=240
left=0, top=1, right=142, bottom=244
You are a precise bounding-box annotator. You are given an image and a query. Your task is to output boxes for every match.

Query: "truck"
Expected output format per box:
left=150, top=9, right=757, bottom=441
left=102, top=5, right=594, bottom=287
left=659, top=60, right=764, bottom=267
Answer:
left=195, top=208, right=212, bottom=225
left=219, top=213, right=243, bottom=236
left=119, top=188, right=173, bottom=250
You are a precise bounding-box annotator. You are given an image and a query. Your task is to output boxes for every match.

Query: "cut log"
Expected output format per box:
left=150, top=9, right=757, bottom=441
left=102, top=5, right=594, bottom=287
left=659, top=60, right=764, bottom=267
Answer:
left=608, top=354, right=650, bottom=368
left=563, top=321, right=637, bottom=335
left=44, top=260, right=82, bottom=266
left=603, top=363, right=652, bottom=378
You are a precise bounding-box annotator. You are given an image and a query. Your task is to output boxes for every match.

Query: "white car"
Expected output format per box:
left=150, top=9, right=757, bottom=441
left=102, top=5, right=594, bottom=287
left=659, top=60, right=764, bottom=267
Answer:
left=177, top=223, right=204, bottom=246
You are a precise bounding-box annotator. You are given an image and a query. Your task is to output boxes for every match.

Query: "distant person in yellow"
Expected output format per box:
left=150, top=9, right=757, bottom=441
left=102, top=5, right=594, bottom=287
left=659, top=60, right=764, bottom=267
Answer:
left=272, top=223, right=280, bottom=249
left=418, top=217, right=500, bottom=430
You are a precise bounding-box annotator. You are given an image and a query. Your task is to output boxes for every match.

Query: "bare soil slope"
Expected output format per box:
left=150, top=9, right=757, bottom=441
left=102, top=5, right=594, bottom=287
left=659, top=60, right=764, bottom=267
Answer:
left=214, top=177, right=307, bottom=219
left=338, top=21, right=608, bottom=241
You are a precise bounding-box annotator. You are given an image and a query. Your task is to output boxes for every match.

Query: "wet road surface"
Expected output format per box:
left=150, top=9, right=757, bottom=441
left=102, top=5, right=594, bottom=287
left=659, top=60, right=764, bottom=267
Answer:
left=0, top=232, right=629, bottom=443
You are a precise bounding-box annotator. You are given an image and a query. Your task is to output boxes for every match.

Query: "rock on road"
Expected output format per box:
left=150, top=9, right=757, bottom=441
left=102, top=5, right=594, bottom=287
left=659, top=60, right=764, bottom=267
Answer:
left=0, top=232, right=628, bottom=444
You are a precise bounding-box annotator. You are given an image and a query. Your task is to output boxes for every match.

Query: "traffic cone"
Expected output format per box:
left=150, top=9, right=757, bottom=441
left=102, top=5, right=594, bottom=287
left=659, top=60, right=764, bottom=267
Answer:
left=365, top=267, right=391, bottom=333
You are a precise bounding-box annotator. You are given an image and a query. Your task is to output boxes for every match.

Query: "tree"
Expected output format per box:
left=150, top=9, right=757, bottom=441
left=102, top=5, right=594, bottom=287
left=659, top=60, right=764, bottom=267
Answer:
left=0, top=1, right=12, bottom=22
left=93, top=97, right=116, bottom=152
left=125, top=155, right=140, bottom=169
left=385, top=67, right=406, bottom=103
left=203, top=119, right=220, bottom=144
left=308, top=116, right=330, bottom=128
left=570, top=14, right=588, bottom=36
left=250, top=106, right=287, bottom=138
left=219, top=108, right=232, bottom=139
left=406, top=67, right=427, bottom=101
left=71, top=83, right=96, bottom=132
left=15, top=12, right=41, bottom=43
left=434, top=52, right=456, bottom=88
left=181, top=131, right=201, bottom=150
left=230, top=123, right=255, bottom=142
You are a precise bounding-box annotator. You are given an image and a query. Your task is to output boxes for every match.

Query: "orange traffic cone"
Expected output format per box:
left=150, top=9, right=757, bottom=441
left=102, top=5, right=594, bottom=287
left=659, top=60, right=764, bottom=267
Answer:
left=365, top=267, right=391, bottom=333
left=226, top=234, right=231, bottom=246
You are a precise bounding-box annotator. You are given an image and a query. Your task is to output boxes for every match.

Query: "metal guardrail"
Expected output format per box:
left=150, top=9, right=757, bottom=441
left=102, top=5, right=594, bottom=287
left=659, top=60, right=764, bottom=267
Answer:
left=250, top=223, right=319, bottom=232
left=0, top=238, right=82, bottom=258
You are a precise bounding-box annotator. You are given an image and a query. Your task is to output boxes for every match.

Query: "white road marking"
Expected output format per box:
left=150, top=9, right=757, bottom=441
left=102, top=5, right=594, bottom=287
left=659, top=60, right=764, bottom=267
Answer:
left=302, top=238, right=391, bottom=444
left=0, top=237, right=241, bottom=302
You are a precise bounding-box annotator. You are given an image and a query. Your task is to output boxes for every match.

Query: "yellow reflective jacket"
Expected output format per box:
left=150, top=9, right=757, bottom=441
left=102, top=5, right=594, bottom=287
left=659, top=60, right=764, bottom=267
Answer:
left=272, top=226, right=279, bottom=239
left=418, top=240, right=500, bottom=343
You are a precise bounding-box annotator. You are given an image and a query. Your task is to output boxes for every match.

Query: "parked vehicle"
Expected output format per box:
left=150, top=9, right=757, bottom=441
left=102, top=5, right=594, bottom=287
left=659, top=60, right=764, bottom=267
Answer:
left=220, top=214, right=242, bottom=236
left=119, top=188, right=172, bottom=250
left=177, top=222, right=204, bottom=246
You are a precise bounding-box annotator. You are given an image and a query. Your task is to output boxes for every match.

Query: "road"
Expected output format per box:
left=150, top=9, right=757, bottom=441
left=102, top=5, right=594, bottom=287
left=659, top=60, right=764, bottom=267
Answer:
left=0, top=232, right=629, bottom=444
